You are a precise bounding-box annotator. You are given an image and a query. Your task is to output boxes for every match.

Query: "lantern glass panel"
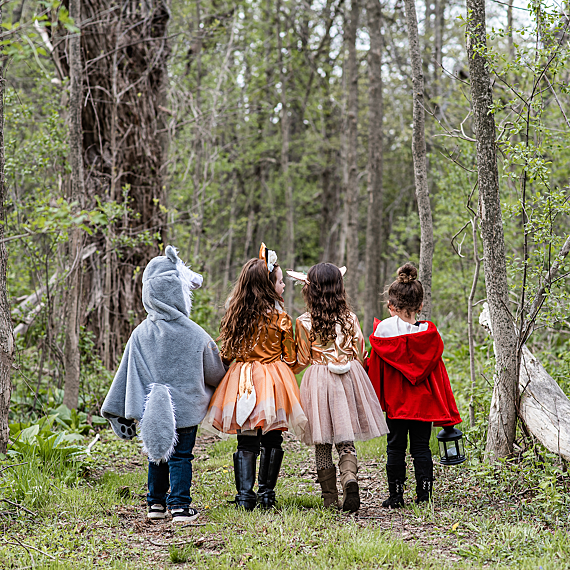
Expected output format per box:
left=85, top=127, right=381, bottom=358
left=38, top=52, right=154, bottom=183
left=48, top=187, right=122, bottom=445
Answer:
left=457, top=438, right=465, bottom=456
left=446, top=443, right=458, bottom=458
left=438, top=440, right=446, bottom=458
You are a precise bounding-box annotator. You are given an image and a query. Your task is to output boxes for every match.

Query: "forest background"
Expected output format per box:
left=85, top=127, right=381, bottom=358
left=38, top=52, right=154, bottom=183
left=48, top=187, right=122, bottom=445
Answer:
left=0, top=0, right=569, bottom=565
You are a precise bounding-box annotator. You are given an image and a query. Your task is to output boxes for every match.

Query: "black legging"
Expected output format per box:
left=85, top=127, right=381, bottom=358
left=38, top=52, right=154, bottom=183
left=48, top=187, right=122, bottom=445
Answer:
left=237, top=429, right=283, bottom=455
left=386, top=417, right=432, bottom=465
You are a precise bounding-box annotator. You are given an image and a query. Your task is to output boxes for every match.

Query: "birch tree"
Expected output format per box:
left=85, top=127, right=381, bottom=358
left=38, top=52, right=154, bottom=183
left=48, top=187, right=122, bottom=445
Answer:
left=0, top=4, right=13, bottom=453
left=344, top=0, right=360, bottom=304
left=364, top=0, right=384, bottom=335
left=403, top=0, right=433, bottom=319
left=62, top=0, right=85, bottom=410
left=277, top=0, right=295, bottom=312
left=465, top=0, right=518, bottom=457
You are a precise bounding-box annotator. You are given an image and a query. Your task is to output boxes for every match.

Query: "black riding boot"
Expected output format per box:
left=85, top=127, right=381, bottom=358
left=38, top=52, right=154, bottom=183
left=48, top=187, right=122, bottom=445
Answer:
left=382, top=464, right=406, bottom=509
left=414, top=459, right=434, bottom=504
left=257, top=447, right=284, bottom=509
left=233, top=450, right=257, bottom=511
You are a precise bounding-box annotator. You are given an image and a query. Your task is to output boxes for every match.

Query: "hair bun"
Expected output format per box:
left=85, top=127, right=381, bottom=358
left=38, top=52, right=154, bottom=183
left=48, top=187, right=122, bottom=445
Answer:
left=397, top=263, right=418, bottom=284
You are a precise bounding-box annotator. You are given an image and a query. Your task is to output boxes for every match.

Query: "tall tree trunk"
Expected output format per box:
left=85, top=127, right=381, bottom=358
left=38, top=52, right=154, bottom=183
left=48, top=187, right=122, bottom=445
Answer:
left=189, top=0, right=203, bottom=262
left=403, top=0, right=433, bottom=320
left=364, top=0, right=384, bottom=336
left=466, top=0, right=518, bottom=458
left=59, top=1, right=170, bottom=369
left=277, top=0, right=295, bottom=311
left=0, top=4, right=14, bottom=453
left=320, top=155, right=341, bottom=264
left=63, top=0, right=85, bottom=410
left=222, top=174, right=238, bottom=294
left=344, top=0, right=360, bottom=304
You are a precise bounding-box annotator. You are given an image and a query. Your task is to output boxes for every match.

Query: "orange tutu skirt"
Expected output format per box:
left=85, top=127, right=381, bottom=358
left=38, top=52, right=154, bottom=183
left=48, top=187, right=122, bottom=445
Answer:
left=203, top=360, right=308, bottom=437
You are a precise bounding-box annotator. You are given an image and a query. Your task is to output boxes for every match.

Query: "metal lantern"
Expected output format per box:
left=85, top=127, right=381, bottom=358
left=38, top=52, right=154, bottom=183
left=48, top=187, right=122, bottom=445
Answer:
left=436, top=426, right=466, bottom=466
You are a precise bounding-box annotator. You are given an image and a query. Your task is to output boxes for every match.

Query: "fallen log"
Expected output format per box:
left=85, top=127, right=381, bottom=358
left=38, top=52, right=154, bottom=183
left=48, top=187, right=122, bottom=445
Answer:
left=480, top=303, right=570, bottom=461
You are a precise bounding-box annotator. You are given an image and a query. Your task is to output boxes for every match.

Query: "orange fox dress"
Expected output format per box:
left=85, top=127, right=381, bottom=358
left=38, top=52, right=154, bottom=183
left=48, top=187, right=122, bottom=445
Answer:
left=203, top=310, right=308, bottom=437
left=294, top=312, right=389, bottom=446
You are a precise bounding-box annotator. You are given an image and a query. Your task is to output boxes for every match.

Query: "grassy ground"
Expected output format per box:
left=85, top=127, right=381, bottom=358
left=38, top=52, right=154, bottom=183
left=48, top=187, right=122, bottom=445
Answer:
left=1, top=430, right=569, bottom=569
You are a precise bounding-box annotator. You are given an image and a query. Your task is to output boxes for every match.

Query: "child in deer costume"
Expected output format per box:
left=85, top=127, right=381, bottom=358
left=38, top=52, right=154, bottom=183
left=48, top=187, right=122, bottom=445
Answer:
left=289, top=263, right=388, bottom=512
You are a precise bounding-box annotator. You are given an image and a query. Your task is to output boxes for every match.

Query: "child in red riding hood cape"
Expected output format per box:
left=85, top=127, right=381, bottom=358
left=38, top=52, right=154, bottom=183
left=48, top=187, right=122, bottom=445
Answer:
left=367, top=263, right=462, bottom=508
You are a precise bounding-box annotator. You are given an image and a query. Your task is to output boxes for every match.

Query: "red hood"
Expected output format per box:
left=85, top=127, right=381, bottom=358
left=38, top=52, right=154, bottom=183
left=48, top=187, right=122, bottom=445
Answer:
left=369, top=319, right=443, bottom=386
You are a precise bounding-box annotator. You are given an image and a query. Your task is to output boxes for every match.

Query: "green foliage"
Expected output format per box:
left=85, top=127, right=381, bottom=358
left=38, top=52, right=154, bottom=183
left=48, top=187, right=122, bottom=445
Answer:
left=8, top=411, right=86, bottom=463
left=191, top=283, right=219, bottom=338
left=471, top=448, right=570, bottom=526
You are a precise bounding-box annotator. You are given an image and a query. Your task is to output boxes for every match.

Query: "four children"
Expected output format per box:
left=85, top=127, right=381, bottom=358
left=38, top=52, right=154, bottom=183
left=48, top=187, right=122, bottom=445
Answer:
left=103, top=246, right=463, bottom=521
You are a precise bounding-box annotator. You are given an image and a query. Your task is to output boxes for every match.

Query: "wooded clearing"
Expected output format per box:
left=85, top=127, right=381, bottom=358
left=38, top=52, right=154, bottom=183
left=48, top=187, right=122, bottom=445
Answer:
left=0, top=0, right=569, bottom=567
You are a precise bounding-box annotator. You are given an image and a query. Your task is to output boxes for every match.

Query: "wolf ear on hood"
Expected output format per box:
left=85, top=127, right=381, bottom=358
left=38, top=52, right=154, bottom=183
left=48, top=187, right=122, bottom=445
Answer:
left=165, top=245, right=179, bottom=263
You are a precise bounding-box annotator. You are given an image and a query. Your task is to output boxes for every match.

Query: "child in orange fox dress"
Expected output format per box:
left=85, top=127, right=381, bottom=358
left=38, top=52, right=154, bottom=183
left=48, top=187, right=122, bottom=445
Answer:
left=203, top=245, right=307, bottom=510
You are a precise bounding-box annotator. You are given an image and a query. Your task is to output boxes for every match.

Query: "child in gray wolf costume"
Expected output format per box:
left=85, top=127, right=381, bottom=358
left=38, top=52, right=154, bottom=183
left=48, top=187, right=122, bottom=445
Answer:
left=101, top=245, right=227, bottom=523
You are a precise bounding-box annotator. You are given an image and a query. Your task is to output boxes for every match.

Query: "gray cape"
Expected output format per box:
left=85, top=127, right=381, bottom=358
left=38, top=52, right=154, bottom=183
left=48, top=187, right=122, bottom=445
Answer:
left=101, top=246, right=226, bottom=462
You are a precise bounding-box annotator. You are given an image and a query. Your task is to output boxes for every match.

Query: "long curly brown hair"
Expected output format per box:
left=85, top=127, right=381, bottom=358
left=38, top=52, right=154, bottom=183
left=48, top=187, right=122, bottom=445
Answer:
left=219, top=258, right=282, bottom=360
left=302, top=263, right=354, bottom=343
left=386, top=263, right=424, bottom=317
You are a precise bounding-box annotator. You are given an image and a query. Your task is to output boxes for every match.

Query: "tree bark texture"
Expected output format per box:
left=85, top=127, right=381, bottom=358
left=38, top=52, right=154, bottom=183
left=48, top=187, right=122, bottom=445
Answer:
left=344, top=0, right=360, bottom=305
left=403, top=0, right=433, bottom=320
left=466, top=0, right=518, bottom=458
left=364, top=0, right=384, bottom=337
left=0, top=5, right=14, bottom=453
left=189, top=0, right=203, bottom=262
left=277, top=0, right=295, bottom=312
left=57, top=1, right=170, bottom=368
left=63, top=0, right=85, bottom=410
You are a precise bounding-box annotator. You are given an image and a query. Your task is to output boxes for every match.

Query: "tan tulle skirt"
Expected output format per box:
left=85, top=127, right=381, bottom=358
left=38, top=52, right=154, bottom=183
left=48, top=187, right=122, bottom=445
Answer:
left=203, top=360, right=308, bottom=437
left=300, top=361, right=389, bottom=446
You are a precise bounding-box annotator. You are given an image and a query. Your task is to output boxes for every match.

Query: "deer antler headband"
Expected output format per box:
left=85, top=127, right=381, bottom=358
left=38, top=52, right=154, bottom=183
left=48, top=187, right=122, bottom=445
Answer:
left=286, top=266, right=346, bottom=285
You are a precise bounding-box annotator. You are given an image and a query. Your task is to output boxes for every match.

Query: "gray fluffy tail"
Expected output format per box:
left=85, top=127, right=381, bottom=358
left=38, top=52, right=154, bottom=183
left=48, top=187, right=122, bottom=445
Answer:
left=140, top=384, right=178, bottom=464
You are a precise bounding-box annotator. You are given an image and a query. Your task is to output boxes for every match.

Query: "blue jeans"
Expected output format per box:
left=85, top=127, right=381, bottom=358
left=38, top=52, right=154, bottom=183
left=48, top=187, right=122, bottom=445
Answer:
left=147, top=426, right=197, bottom=509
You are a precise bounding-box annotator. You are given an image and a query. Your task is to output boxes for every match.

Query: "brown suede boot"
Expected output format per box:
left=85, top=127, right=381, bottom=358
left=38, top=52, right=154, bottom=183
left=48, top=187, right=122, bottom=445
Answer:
left=338, top=454, right=360, bottom=513
left=316, top=467, right=339, bottom=509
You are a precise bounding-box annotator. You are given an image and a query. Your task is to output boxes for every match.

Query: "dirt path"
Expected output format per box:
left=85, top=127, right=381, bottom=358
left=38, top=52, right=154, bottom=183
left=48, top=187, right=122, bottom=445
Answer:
left=105, top=432, right=487, bottom=567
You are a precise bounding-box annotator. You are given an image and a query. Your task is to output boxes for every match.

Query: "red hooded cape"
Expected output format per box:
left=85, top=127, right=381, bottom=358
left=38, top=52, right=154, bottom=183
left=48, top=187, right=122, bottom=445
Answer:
left=368, top=319, right=462, bottom=426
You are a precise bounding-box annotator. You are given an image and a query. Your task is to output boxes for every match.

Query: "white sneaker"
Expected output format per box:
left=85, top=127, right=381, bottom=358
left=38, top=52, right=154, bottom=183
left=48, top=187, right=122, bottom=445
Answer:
left=171, top=507, right=199, bottom=524
left=147, top=504, right=167, bottom=519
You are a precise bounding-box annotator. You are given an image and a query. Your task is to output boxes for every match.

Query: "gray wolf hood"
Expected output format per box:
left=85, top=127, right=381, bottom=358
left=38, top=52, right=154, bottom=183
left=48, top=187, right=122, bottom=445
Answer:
left=101, top=245, right=226, bottom=462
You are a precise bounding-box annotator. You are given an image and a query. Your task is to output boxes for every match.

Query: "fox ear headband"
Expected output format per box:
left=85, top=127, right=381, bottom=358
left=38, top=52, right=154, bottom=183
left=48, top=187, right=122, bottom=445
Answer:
left=286, top=266, right=346, bottom=285
left=259, top=242, right=278, bottom=273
